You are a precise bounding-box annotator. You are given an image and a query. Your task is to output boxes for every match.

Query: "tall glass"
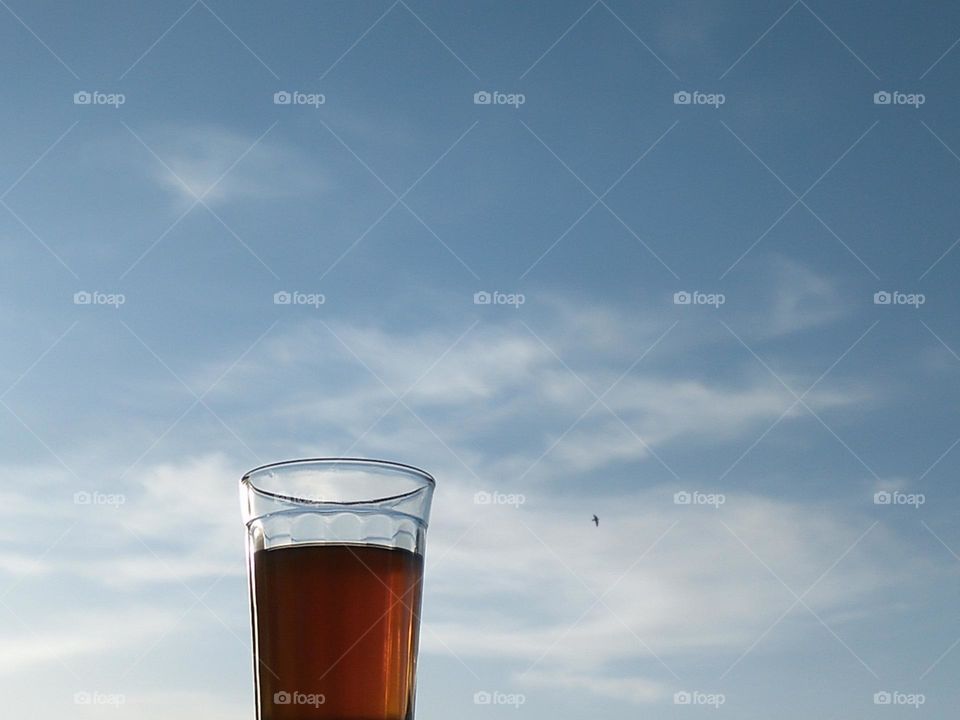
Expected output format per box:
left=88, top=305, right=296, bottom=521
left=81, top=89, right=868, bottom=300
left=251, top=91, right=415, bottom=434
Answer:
left=240, top=459, right=435, bottom=720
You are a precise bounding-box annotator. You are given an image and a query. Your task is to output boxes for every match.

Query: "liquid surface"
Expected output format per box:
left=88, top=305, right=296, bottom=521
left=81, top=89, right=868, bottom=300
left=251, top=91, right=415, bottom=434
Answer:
left=251, top=543, right=424, bottom=720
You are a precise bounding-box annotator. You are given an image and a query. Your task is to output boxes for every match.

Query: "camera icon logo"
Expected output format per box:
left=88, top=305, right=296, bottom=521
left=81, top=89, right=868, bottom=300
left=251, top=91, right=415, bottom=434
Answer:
left=874, top=691, right=892, bottom=705
left=74, top=291, right=92, bottom=305
left=473, top=290, right=491, bottom=305
left=874, top=291, right=891, bottom=305
left=74, top=691, right=92, bottom=705
left=474, top=491, right=492, bottom=505
left=674, top=91, right=691, bottom=105
left=273, top=691, right=292, bottom=705
left=873, top=91, right=892, bottom=105
left=274, top=91, right=292, bottom=105
left=73, top=491, right=92, bottom=505
left=874, top=491, right=892, bottom=505
left=474, top=691, right=492, bottom=705
left=474, top=91, right=492, bottom=105
left=274, top=291, right=292, bottom=305
left=674, top=691, right=692, bottom=704
left=674, top=491, right=692, bottom=505
left=673, top=291, right=691, bottom=305
left=73, top=91, right=92, bottom=105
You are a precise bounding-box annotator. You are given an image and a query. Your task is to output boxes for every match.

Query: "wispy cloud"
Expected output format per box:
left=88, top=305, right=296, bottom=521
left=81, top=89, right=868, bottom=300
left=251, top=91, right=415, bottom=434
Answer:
left=134, top=125, right=327, bottom=206
left=206, top=291, right=860, bottom=482
left=524, top=669, right=664, bottom=704
left=0, top=287, right=926, bottom=708
left=761, top=255, right=847, bottom=336
left=421, top=482, right=918, bottom=703
left=0, top=607, right=185, bottom=675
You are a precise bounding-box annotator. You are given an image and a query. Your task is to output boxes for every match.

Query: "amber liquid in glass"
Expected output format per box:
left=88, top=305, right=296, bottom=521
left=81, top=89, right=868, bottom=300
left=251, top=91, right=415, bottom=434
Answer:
left=251, top=544, right=424, bottom=720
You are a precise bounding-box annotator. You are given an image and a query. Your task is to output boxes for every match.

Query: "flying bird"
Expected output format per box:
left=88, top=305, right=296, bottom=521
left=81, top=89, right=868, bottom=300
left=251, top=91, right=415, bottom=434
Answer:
left=592, top=514, right=599, bottom=527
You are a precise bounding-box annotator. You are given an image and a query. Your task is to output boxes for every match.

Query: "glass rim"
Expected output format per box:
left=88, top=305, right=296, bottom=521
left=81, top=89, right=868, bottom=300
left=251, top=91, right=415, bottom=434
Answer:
left=240, top=457, right=436, bottom=506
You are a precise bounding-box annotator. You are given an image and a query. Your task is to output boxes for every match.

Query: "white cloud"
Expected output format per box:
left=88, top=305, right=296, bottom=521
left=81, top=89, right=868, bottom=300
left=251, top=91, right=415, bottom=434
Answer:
left=761, top=255, right=847, bottom=336
left=142, top=125, right=326, bottom=206
left=524, top=670, right=664, bottom=705
left=0, top=456, right=245, bottom=592
left=122, top=691, right=249, bottom=720
left=211, top=300, right=859, bottom=483
left=0, top=551, right=49, bottom=576
left=0, top=607, right=183, bottom=675
left=0, top=290, right=918, bottom=709
left=421, top=481, right=916, bottom=704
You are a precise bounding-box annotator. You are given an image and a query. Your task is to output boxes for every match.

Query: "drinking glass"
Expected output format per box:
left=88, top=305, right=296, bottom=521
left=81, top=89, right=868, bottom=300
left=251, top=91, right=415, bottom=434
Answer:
left=240, top=458, right=435, bottom=720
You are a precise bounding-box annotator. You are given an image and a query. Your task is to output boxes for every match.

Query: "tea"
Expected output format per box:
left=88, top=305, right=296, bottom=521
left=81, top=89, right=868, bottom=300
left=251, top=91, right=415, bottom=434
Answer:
left=250, top=543, right=424, bottom=720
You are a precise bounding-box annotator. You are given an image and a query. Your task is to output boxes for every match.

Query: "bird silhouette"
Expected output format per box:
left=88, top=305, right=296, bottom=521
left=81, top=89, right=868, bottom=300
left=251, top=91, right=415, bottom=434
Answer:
left=592, top=514, right=599, bottom=527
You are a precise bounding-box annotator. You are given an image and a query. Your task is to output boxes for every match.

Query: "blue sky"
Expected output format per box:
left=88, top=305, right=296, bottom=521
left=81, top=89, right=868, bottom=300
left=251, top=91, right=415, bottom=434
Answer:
left=2, top=1, right=960, bottom=718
